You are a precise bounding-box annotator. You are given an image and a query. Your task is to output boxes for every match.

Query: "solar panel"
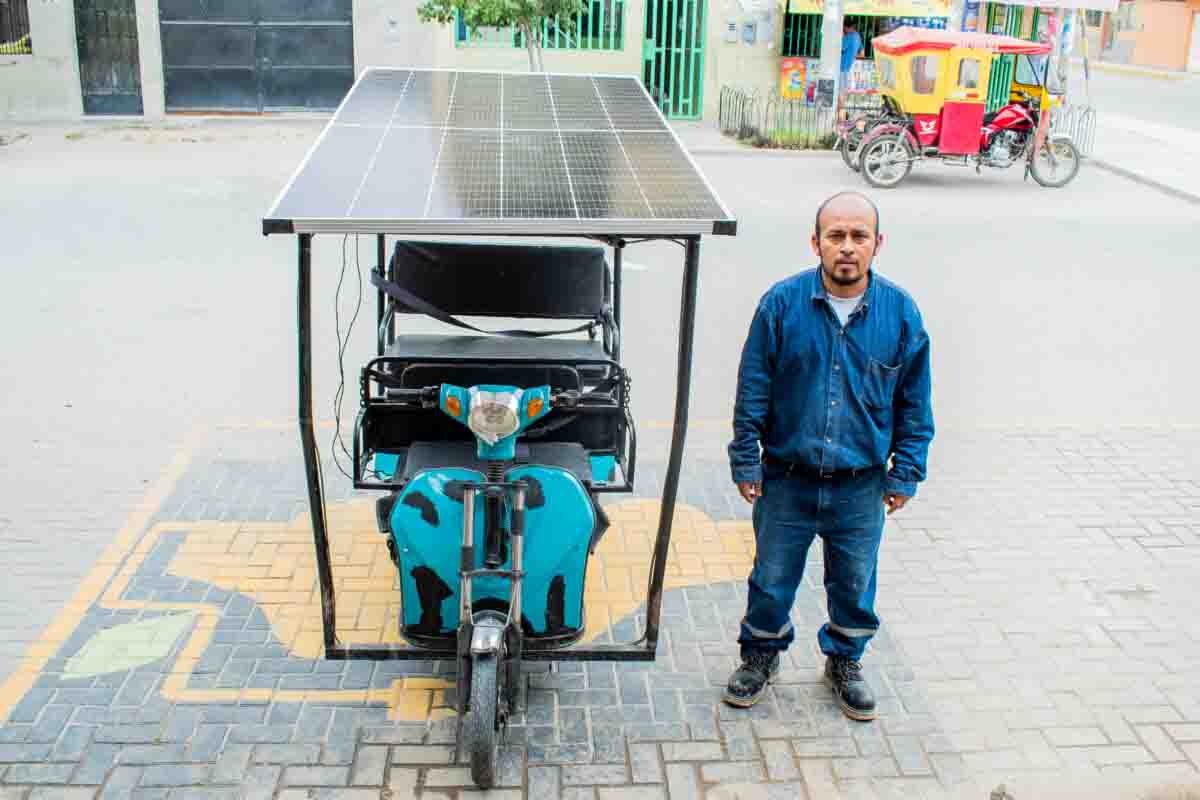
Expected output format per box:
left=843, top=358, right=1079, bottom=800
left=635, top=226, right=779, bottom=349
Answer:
left=264, top=68, right=736, bottom=236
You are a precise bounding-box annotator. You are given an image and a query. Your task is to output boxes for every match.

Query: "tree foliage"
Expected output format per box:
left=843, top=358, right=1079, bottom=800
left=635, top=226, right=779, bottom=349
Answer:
left=418, top=0, right=586, bottom=70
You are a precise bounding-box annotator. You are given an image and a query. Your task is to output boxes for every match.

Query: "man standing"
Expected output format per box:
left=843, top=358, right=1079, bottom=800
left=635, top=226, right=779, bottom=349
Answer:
left=840, top=20, right=864, bottom=98
left=724, top=192, right=934, bottom=721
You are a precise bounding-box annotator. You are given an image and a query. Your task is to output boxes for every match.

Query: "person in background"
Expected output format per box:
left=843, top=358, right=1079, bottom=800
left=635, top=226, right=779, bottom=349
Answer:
left=840, top=19, right=864, bottom=99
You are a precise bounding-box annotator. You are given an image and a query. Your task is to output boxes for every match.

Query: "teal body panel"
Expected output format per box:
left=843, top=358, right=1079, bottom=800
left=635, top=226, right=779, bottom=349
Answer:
left=389, top=464, right=594, bottom=637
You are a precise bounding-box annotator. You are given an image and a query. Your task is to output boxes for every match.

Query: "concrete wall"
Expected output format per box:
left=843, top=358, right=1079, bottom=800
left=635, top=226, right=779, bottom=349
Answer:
left=0, top=0, right=81, bottom=119
left=1130, top=0, right=1193, bottom=69
left=1, top=0, right=163, bottom=120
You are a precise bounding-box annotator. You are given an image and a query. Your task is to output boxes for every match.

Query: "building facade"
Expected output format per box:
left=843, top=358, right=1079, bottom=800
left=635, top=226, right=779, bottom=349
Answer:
left=1, top=0, right=956, bottom=120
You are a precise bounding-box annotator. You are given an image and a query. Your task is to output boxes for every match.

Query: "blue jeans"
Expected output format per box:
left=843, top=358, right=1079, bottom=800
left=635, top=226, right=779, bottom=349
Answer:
left=738, top=467, right=886, bottom=662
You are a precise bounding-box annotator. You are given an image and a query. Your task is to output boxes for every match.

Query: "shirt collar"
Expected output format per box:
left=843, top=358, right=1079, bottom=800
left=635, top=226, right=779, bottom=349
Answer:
left=811, top=267, right=874, bottom=312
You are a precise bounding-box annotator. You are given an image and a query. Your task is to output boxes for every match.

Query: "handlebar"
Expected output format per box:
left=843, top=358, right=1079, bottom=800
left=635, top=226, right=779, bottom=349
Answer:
left=382, top=385, right=584, bottom=408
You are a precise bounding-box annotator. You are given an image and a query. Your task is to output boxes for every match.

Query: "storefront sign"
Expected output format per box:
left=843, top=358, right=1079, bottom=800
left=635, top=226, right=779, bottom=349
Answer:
left=786, top=0, right=950, bottom=17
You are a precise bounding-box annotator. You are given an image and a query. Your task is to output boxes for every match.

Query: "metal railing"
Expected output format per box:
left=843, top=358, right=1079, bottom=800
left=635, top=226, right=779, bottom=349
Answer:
left=0, top=0, right=31, bottom=55
left=455, top=0, right=624, bottom=51
left=1051, top=102, right=1097, bottom=157
left=719, top=84, right=1097, bottom=157
left=719, top=85, right=881, bottom=149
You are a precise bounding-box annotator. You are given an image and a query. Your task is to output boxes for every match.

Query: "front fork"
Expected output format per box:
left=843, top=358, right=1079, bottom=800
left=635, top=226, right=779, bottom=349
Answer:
left=454, top=481, right=527, bottom=732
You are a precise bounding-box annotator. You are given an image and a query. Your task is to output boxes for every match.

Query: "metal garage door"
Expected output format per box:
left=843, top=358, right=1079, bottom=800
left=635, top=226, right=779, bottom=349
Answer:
left=159, top=0, right=354, bottom=112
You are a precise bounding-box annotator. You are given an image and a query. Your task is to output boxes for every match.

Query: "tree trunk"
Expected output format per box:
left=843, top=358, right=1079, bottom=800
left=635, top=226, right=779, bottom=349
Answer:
left=521, top=23, right=544, bottom=71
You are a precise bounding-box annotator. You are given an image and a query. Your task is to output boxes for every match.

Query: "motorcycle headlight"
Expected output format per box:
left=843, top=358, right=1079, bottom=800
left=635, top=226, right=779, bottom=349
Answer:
left=467, top=388, right=522, bottom=446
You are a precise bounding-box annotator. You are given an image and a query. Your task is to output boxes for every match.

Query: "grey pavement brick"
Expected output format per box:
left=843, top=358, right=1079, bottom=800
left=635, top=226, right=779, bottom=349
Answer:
left=1068, top=745, right=1155, bottom=766
left=663, top=764, right=700, bottom=800
left=276, top=792, right=381, bottom=800
left=698, top=761, right=764, bottom=783
left=888, top=735, right=933, bottom=776
left=3, top=764, right=76, bottom=784
left=831, top=756, right=899, bottom=780
left=117, top=745, right=188, bottom=765
left=252, top=744, right=320, bottom=764
left=527, top=765, right=560, bottom=799
left=72, top=744, right=123, bottom=785
left=54, top=726, right=94, bottom=761
left=94, top=726, right=163, bottom=745
left=661, top=742, right=722, bottom=761
left=0, top=745, right=52, bottom=762
left=349, top=747, right=387, bottom=785
left=241, top=765, right=282, bottom=800
left=562, top=791, right=597, bottom=800
left=1167, top=724, right=1200, bottom=742
left=390, top=745, right=454, bottom=765
left=139, top=766, right=212, bottom=786
left=227, top=726, right=294, bottom=744
left=562, top=765, right=630, bottom=786
left=1044, top=727, right=1109, bottom=747
left=29, top=790, right=96, bottom=800
left=793, top=738, right=857, bottom=758
left=163, top=791, right=238, bottom=800
left=1136, top=726, right=1185, bottom=762
left=595, top=788, right=667, bottom=800
left=209, top=744, right=252, bottom=784
left=629, top=743, right=663, bottom=784
left=761, top=740, right=799, bottom=781
left=280, top=766, right=351, bottom=786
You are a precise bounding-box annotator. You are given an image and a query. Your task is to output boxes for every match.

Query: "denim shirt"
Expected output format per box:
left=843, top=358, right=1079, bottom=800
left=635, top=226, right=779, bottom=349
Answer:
left=728, top=267, right=934, bottom=497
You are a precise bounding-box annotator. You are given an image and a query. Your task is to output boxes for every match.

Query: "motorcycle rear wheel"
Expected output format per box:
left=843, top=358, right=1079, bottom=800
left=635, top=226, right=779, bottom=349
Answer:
left=1029, top=138, right=1081, bottom=188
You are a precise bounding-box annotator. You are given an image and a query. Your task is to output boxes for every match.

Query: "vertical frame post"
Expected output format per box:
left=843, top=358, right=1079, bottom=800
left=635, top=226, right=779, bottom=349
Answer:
left=376, top=234, right=386, bottom=357
left=642, top=236, right=700, bottom=648
left=298, top=234, right=338, bottom=654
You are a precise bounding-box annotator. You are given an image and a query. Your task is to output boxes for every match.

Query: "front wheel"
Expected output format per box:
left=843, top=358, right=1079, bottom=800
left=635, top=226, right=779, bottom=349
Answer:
left=859, top=135, right=913, bottom=189
left=839, top=115, right=871, bottom=171
left=1029, top=137, right=1081, bottom=187
left=466, top=653, right=501, bottom=789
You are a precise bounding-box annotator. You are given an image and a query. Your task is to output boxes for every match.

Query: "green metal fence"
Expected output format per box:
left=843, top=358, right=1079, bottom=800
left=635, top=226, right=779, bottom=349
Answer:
left=641, top=0, right=706, bottom=120
left=455, top=0, right=624, bottom=51
left=984, top=5, right=1039, bottom=111
left=781, top=14, right=884, bottom=59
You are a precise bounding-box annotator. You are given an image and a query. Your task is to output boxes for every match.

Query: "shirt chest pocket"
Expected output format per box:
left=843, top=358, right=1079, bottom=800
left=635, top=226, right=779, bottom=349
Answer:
left=862, top=358, right=901, bottom=409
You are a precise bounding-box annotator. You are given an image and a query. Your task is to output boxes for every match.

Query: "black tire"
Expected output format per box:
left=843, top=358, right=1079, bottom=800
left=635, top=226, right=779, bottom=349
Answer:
left=840, top=133, right=861, bottom=172
left=1029, top=137, right=1081, bottom=188
left=466, top=654, right=501, bottom=789
left=859, top=134, right=913, bottom=189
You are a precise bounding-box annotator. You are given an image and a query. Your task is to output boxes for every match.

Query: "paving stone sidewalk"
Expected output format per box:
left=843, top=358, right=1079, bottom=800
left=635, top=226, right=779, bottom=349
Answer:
left=0, top=423, right=1199, bottom=799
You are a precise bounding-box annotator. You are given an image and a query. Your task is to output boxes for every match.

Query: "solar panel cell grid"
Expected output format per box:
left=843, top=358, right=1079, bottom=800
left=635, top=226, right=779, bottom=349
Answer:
left=265, top=68, right=734, bottom=235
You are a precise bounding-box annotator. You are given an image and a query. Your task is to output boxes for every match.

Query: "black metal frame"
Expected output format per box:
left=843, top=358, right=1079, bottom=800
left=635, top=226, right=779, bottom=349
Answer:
left=297, top=230, right=701, bottom=662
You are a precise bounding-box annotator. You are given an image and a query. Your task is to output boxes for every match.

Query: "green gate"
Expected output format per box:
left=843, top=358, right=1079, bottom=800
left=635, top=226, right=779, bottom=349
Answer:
left=642, top=0, right=706, bottom=119
left=985, top=5, right=1039, bottom=111
left=75, top=0, right=143, bottom=115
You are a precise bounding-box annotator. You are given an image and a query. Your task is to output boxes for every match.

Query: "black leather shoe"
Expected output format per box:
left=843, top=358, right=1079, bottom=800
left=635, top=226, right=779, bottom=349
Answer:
left=824, top=656, right=876, bottom=721
left=723, top=650, right=780, bottom=708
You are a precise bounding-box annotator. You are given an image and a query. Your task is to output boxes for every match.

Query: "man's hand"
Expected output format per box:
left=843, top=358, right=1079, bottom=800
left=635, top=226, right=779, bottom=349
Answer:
left=884, top=493, right=911, bottom=515
left=737, top=481, right=762, bottom=504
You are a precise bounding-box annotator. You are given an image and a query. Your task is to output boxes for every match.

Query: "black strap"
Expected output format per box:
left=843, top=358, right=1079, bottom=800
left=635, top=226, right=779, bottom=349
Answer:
left=371, top=271, right=597, bottom=339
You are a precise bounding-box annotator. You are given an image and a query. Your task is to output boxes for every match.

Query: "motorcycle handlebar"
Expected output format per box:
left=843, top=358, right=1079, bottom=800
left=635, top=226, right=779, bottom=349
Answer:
left=382, top=385, right=581, bottom=408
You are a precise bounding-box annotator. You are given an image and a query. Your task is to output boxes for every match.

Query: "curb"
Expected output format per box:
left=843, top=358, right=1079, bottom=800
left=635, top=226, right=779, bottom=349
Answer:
left=686, top=145, right=840, bottom=157
left=1087, top=156, right=1200, bottom=205
left=1073, top=58, right=1188, bottom=81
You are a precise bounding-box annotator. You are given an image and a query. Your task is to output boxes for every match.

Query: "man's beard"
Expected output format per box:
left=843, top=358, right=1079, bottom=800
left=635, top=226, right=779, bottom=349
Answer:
left=823, top=260, right=868, bottom=287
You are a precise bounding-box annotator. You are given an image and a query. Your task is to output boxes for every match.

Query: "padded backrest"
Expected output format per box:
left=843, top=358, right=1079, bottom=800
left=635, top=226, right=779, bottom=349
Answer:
left=389, top=240, right=610, bottom=320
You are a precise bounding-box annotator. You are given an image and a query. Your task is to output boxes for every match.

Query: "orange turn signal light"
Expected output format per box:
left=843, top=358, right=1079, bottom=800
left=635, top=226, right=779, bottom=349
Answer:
left=446, top=395, right=462, bottom=417
left=527, top=396, right=545, bottom=418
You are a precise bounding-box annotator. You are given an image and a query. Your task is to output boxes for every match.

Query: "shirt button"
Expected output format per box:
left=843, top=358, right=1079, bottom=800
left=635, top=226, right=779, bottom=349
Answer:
left=834, top=365, right=840, bottom=371
left=826, top=437, right=832, bottom=443
left=831, top=401, right=837, bottom=406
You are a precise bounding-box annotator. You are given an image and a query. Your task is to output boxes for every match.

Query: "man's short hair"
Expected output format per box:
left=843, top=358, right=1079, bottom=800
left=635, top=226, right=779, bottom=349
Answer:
left=814, top=191, right=880, bottom=238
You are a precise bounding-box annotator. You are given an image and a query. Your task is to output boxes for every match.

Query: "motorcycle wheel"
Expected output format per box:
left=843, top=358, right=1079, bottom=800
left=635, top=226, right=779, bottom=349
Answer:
left=1029, top=138, right=1081, bottom=188
left=859, top=135, right=913, bottom=189
left=466, top=653, right=502, bottom=789
left=840, top=116, right=869, bottom=171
